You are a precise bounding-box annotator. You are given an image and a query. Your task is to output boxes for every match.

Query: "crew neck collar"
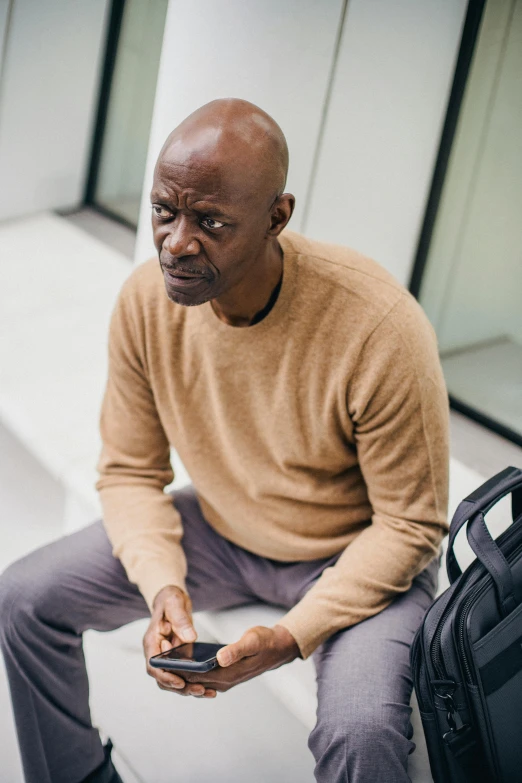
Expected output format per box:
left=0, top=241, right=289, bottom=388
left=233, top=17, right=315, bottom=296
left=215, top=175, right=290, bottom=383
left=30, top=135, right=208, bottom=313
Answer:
left=196, top=233, right=297, bottom=339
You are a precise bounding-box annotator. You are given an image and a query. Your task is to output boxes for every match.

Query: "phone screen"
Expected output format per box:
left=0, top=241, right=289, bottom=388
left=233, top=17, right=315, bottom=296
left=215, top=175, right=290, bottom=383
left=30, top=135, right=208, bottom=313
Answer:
left=157, top=642, right=224, bottom=663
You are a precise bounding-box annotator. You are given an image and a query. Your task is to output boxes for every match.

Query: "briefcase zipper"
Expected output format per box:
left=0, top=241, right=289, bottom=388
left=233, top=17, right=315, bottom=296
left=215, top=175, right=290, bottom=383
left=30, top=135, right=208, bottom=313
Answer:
left=458, top=591, right=481, bottom=684
left=411, top=627, right=433, bottom=713
left=458, top=539, right=522, bottom=686
left=458, top=585, right=487, bottom=685
left=430, top=561, right=482, bottom=679
left=431, top=588, right=479, bottom=688
left=431, top=587, right=475, bottom=680
left=432, top=621, right=446, bottom=679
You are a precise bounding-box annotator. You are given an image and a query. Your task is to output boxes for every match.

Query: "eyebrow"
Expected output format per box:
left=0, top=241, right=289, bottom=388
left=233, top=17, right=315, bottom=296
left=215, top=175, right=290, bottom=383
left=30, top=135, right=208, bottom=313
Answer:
left=150, top=193, right=234, bottom=220
left=194, top=205, right=231, bottom=219
left=150, top=191, right=173, bottom=205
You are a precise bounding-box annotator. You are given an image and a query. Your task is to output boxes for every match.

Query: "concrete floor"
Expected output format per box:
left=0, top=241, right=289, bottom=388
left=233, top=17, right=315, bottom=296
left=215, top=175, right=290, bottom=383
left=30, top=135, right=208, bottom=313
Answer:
left=442, top=337, right=522, bottom=437
left=60, top=206, right=136, bottom=261
left=448, top=408, right=522, bottom=478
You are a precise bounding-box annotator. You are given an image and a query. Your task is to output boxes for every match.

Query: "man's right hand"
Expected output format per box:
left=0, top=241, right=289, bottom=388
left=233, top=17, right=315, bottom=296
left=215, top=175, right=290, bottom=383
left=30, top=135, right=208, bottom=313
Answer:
left=143, top=585, right=217, bottom=699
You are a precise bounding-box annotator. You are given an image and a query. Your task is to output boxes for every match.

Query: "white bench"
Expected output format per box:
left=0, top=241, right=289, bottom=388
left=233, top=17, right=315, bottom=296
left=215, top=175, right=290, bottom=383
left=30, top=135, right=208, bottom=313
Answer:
left=3, top=211, right=507, bottom=782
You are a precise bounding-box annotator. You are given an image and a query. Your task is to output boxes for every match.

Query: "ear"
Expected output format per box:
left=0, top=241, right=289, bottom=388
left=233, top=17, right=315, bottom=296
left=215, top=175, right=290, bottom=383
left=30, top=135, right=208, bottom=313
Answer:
left=267, top=193, right=295, bottom=237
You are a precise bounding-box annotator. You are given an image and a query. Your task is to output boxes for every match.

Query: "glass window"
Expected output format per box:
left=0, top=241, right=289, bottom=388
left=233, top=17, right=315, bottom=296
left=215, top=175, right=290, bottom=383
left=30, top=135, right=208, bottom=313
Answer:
left=93, top=0, right=168, bottom=227
left=418, top=0, right=522, bottom=440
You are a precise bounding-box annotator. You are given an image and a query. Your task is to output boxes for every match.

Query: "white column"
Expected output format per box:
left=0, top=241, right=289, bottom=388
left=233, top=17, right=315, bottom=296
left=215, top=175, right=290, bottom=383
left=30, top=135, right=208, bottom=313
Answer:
left=303, top=0, right=469, bottom=286
left=135, top=0, right=346, bottom=263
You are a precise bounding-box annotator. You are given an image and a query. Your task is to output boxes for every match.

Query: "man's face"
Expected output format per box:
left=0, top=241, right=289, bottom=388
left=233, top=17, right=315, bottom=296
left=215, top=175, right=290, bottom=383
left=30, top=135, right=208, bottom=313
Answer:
left=151, top=150, right=275, bottom=307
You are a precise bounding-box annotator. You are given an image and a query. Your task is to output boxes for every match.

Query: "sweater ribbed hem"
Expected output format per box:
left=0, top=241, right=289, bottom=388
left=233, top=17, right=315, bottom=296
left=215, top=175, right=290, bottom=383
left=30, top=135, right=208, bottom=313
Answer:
left=277, top=610, right=336, bottom=660
left=132, top=563, right=187, bottom=612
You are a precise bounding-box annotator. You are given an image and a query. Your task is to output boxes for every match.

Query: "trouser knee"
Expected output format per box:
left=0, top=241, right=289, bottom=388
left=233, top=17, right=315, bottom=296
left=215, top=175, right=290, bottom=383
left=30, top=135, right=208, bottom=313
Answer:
left=0, top=557, right=47, bottom=647
left=309, top=708, right=409, bottom=780
left=310, top=710, right=391, bottom=753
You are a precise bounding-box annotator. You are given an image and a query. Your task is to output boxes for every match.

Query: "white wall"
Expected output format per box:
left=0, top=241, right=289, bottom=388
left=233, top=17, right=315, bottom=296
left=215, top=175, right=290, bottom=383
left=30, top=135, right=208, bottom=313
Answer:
left=135, top=0, right=346, bottom=263
left=304, top=0, right=468, bottom=286
left=0, top=2, right=11, bottom=73
left=0, top=0, right=110, bottom=221
left=135, top=0, right=468, bottom=288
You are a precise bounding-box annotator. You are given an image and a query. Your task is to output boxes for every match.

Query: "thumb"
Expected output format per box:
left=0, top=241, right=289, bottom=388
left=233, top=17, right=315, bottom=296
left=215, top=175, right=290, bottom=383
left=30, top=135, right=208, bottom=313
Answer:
left=164, top=590, right=197, bottom=643
left=217, top=628, right=262, bottom=667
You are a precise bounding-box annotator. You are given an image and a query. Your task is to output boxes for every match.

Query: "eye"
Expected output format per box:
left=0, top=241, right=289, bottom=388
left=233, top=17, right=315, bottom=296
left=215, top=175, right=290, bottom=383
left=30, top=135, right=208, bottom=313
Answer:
left=152, top=204, right=173, bottom=220
left=201, top=217, right=225, bottom=230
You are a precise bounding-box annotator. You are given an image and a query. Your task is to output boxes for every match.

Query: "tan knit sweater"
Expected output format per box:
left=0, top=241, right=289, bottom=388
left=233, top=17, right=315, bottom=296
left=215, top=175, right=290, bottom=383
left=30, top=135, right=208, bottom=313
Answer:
left=96, top=230, right=450, bottom=659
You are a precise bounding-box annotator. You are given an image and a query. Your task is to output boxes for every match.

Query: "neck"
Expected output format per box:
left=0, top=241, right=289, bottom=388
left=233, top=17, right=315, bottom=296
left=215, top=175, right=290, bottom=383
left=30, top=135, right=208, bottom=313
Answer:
left=210, top=239, right=283, bottom=327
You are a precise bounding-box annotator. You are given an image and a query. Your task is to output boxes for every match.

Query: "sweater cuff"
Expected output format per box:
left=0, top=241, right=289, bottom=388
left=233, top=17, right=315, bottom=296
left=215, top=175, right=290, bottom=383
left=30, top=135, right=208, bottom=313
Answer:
left=129, top=560, right=187, bottom=612
left=277, top=604, right=339, bottom=660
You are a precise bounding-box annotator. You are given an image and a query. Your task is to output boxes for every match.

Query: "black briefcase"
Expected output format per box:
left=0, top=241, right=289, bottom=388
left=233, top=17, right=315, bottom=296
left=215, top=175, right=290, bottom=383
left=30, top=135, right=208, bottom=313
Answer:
left=411, top=465, right=522, bottom=783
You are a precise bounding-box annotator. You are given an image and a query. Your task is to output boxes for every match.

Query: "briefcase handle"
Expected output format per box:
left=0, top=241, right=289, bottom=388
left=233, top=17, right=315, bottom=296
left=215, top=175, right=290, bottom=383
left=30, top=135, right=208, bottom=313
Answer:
left=446, top=466, right=522, bottom=592
left=465, top=510, right=522, bottom=616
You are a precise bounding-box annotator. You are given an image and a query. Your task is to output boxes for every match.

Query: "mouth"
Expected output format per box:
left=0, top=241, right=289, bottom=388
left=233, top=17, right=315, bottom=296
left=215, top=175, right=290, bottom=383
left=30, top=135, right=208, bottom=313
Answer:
left=163, top=268, right=207, bottom=289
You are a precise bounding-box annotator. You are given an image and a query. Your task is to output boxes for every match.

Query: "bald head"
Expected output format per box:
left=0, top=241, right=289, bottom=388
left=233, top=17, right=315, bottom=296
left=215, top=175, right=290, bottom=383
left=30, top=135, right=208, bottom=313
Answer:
left=157, top=98, right=289, bottom=206
left=151, top=99, right=295, bottom=313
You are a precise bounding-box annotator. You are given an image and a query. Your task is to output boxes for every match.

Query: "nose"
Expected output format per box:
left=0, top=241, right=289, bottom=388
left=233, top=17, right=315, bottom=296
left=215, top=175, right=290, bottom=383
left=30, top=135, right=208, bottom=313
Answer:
left=163, top=214, right=200, bottom=258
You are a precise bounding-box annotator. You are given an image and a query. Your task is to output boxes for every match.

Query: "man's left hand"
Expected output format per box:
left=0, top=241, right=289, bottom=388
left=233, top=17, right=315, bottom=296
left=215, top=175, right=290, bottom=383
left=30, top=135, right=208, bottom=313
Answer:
left=180, top=624, right=301, bottom=695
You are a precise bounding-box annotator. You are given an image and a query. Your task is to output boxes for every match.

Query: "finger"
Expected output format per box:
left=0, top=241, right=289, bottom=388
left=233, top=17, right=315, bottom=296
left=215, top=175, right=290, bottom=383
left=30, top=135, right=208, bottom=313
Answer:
left=153, top=671, right=186, bottom=690
left=164, top=593, right=197, bottom=643
left=195, top=689, right=217, bottom=699
left=157, top=682, right=191, bottom=696
left=217, top=629, right=261, bottom=667
left=158, top=680, right=203, bottom=696
left=186, top=684, right=206, bottom=697
left=158, top=682, right=215, bottom=698
left=143, top=626, right=162, bottom=659
left=146, top=665, right=186, bottom=691
left=143, top=617, right=174, bottom=660
left=182, top=670, right=214, bottom=684
left=159, top=620, right=172, bottom=637
left=144, top=627, right=175, bottom=666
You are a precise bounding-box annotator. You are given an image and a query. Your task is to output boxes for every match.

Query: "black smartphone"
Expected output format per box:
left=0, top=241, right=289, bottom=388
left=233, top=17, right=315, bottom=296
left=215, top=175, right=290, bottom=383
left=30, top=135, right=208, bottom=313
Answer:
left=149, top=642, right=226, bottom=673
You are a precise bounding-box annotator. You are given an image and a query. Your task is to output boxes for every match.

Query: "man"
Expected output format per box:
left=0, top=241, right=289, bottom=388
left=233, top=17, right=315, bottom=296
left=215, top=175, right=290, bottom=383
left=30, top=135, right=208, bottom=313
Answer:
left=0, top=99, right=449, bottom=783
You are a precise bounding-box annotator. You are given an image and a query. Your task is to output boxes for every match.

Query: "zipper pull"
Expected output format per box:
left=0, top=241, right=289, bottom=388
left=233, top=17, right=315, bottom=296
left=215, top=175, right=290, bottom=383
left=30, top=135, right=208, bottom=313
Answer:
left=442, top=693, right=467, bottom=738
left=432, top=680, right=469, bottom=740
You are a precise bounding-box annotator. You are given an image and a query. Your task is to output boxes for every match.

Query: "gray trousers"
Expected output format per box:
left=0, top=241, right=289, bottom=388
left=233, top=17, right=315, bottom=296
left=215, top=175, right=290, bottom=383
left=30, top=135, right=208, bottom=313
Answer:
left=0, top=486, right=438, bottom=783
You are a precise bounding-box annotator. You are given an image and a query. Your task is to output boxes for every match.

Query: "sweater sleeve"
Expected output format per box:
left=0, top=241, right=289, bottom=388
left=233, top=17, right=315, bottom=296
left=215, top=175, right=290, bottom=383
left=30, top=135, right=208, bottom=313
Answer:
left=96, top=283, right=187, bottom=610
left=278, top=294, right=450, bottom=659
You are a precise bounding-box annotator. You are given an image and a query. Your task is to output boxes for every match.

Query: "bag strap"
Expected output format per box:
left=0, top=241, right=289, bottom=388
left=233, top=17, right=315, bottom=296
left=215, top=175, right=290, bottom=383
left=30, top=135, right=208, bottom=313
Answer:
left=466, top=512, right=520, bottom=616
left=446, top=466, right=522, bottom=585
left=444, top=725, right=488, bottom=779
